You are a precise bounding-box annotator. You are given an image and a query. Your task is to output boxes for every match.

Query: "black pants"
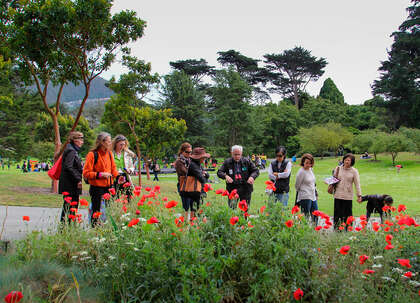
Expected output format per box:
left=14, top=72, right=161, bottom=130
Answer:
left=367, top=209, right=389, bottom=224
left=153, top=171, right=159, bottom=181
left=60, top=193, right=79, bottom=224
left=89, top=186, right=109, bottom=227
left=334, top=198, right=352, bottom=230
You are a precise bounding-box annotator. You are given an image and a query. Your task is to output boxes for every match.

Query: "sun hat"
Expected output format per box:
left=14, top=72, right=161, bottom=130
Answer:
left=190, top=147, right=210, bottom=160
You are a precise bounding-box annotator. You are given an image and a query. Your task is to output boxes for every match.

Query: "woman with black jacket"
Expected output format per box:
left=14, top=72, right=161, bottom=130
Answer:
left=59, top=131, right=84, bottom=224
left=181, top=147, right=210, bottom=221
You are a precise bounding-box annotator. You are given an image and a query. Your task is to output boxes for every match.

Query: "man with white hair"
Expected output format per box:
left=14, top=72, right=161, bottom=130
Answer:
left=217, top=145, right=259, bottom=209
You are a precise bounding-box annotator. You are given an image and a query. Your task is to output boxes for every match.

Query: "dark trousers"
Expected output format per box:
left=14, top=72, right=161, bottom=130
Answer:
left=299, top=199, right=313, bottom=217
left=153, top=171, right=159, bottom=181
left=367, top=209, right=389, bottom=224
left=60, top=193, right=79, bottom=224
left=89, top=186, right=109, bottom=227
left=334, top=198, right=352, bottom=230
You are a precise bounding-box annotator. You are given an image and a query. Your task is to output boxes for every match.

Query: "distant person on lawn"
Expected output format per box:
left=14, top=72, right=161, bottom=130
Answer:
left=217, top=145, right=259, bottom=210
left=358, top=194, right=393, bottom=223
left=59, top=131, right=84, bottom=224
left=83, top=132, right=118, bottom=227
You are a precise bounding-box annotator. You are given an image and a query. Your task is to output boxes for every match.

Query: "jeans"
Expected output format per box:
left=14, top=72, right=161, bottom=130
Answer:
left=298, top=199, right=313, bottom=216
left=271, top=192, right=289, bottom=207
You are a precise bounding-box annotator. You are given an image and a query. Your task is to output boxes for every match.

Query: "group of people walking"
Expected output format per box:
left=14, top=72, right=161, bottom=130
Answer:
left=59, top=132, right=136, bottom=226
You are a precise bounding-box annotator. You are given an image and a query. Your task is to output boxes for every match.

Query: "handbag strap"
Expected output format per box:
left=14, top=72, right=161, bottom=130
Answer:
left=181, top=161, right=191, bottom=191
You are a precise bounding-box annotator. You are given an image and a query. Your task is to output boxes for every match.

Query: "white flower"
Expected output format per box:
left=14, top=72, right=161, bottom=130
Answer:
left=79, top=251, right=89, bottom=256
left=372, top=264, right=383, bottom=268
left=409, top=280, right=420, bottom=287
left=108, top=256, right=116, bottom=260
left=373, top=256, right=383, bottom=260
left=125, top=242, right=134, bottom=245
left=133, top=247, right=140, bottom=251
left=122, top=226, right=127, bottom=230
left=381, top=276, right=396, bottom=283
left=139, top=218, right=147, bottom=222
left=249, top=215, right=259, bottom=219
left=80, top=256, right=91, bottom=261
left=72, top=256, right=78, bottom=259
left=392, top=268, right=404, bottom=274
left=348, top=236, right=357, bottom=241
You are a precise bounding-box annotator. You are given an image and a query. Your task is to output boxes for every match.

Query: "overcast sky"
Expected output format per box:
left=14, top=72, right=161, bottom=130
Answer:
left=102, top=0, right=412, bottom=105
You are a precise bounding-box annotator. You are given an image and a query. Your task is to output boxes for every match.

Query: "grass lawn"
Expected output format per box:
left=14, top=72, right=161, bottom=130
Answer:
left=1, top=152, right=419, bottom=216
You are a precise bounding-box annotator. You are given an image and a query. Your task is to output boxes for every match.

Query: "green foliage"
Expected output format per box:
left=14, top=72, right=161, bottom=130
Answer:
left=352, top=130, right=389, bottom=160
left=264, top=46, right=328, bottom=109
left=399, top=127, right=420, bottom=153
left=298, top=122, right=353, bottom=156
left=160, top=70, right=208, bottom=146
left=372, top=0, right=420, bottom=128
left=34, top=113, right=95, bottom=156
left=208, top=68, right=253, bottom=147
left=383, top=132, right=415, bottom=165
left=319, top=77, right=345, bottom=104
left=169, top=58, right=215, bottom=83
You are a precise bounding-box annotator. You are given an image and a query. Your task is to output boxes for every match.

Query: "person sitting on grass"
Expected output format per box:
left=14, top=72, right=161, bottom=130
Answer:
left=358, top=194, right=393, bottom=223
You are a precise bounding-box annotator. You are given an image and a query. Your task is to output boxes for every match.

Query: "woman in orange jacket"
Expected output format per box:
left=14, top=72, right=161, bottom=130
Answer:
left=83, top=132, right=118, bottom=226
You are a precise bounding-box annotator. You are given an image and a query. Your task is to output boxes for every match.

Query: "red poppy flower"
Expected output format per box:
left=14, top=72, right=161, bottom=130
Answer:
left=372, top=222, right=380, bottom=232
left=4, top=291, right=23, bottom=303
left=397, top=204, right=407, bottom=212
left=109, top=187, right=116, bottom=195
left=203, top=183, right=213, bottom=192
left=346, top=216, right=355, bottom=225
left=293, top=288, right=303, bottom=300
left=230, top=216, right=239, bottom=225
left=403, top=271, right=413, bottom=278
left=153, top=185, right=161, bottom=192
left=385, top=234, right=393, bottom=244
left=260, top=205, right=266, bottom=214
left=122, top=205, right=127, bottom=213
left=175, top=216, right=184, bottom=227
left=68, top=214, right=76, bottom=220
left=70, top=208, right=77, bottom=213
left=120, top=182, right=130, bottom=188
left=92, top=212, right=102, bottom=219
left=285, top=220, right=294, bottom=228
left=145, top=187, right=152, bottom=192
left=164, top=200, right=178, bottom=209
left=362, top=269, right=375, bottom=275
left=355, top=227, right=362, bottom=232
left=62, top=192, right=70, bottom=196
left=291, top=206, right=300, bottom=214
left=238, top=200, right=248, bottom=212
left=22, top=216, right=30, bottom=221
left=203, top=217, right=208, bottom=223
left=134, top=189, right=141, bottom=197
left=222, top=190, right=229, bottom=196
left=315, top=226, right=322, bottom=231
left=359, top=215, right=367, bottom=221
left=64, top=196, right=72, bottom=203
left=128, top=218, right=140, bottom=227
left=359, top=255, right=369, bottom=265
left=385, top=244, right=394, bottom=250
left=80, top=199, right=88, bottom=206
left=147, top=216, right=159, bottom=224
left=228, top=189, right=238, bottom=200
left=136, top=210, right=141, bottom=215
left=215, top=189, right=224, bottom=195
left=339, top=245, right=350, bottom=255
left=103, top=193, right=111, bottom=200
left=247, top=221, right=254, bottom=228
left=243, top=212, right=250, bottom=218
left=397, top=259, right=411, bottom=268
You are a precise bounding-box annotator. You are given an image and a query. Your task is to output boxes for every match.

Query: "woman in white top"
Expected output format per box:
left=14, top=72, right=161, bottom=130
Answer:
left=112, top=135, right=136, bottom=202
left=295, top=153, right=316, bottom=217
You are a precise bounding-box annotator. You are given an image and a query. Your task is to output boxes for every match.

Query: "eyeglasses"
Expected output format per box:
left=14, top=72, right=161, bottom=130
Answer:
left=184, top=151, right=192, bottom=154
left=75, top=137, right=84, bottom=140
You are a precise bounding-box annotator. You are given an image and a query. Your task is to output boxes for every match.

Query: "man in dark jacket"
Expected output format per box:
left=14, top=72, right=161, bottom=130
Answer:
left=217, top=145, right=259, bottom=209
left=59, top=132, right=84, bottom=223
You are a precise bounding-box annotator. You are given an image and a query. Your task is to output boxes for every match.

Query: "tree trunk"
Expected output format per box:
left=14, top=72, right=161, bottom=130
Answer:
left=135, top=139, right=142, bottom=186
left=293, top=87, right=300, bottom=110
left=51, top=114, right=62, bottom=193
left=392, top=153, right=396, bottom=166
left=374, top=153, right=377, bottom=161
left=144, top=156, right=151, bottom=180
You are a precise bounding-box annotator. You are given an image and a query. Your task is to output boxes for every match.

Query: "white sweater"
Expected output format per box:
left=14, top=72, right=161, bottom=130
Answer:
left=295, top=168, right=316, bottom=201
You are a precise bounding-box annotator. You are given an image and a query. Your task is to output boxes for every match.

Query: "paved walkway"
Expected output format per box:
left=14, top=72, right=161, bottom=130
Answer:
left=0, top=206, right=88, bottom=241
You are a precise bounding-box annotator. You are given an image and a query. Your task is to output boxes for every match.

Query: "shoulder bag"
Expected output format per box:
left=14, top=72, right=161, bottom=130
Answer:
left=327, top=166, right=340, bottom=195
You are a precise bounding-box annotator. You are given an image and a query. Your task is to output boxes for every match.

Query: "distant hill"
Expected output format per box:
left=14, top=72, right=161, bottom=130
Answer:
left=30, top=76, right=114, bottom=104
